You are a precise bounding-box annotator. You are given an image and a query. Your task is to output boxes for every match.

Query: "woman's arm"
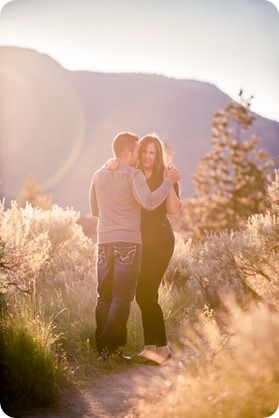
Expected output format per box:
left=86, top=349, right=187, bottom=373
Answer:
left=166, top=183, right=181, bottom=215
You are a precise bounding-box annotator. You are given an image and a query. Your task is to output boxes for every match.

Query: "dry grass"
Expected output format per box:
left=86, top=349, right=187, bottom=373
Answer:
left=0, top=171, right=278, bottom=416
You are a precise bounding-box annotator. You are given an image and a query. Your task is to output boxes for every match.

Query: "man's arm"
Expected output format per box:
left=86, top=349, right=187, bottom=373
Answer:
left=89, top=175, right=99, bottom=217
left=131, top=168, right=180, bottom=211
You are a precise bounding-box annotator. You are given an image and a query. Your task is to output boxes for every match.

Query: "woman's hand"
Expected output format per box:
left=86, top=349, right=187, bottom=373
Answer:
left=106, top=158, right=120, bottom=171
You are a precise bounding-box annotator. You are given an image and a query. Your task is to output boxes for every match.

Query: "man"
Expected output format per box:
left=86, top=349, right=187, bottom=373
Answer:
left=89, top=131, right=180, bottom=360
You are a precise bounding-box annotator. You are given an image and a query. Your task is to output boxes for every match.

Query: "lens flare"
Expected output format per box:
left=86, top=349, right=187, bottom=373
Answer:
left=0, top=62, right=86, bottom=198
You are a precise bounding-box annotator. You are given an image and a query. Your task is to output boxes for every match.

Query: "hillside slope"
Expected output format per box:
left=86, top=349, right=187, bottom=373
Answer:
left=1, top=46, right=278, bottom=213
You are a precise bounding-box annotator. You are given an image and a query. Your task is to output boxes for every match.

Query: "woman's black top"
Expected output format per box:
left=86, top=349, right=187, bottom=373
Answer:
left=140, top=173, right=180, bottom=244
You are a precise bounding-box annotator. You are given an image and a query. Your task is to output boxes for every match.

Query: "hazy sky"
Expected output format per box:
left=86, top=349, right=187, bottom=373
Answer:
left=0, top=0, right=278, bottom=121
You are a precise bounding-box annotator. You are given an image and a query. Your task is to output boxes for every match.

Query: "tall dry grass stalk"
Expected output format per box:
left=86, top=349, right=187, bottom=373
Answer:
left=132, top=298, right=279, bottom=418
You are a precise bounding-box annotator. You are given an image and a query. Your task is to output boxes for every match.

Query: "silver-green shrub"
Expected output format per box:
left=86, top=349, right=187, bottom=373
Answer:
left=0, top=201, right=96, bottom=293
left=166, top=169, right=279, bottom=310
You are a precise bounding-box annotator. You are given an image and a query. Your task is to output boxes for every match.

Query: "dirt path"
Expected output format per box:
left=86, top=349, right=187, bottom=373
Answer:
left=23, top=352, right=184, bottom=418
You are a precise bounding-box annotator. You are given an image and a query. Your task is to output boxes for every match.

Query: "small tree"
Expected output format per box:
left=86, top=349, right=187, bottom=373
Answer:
left=182, top=92, right=276, bottom=239
left=17, top=175, right=52, bottom=210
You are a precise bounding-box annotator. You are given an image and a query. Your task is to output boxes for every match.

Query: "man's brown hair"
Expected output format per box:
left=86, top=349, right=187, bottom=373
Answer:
left=112, top=132, right=139, bottom=158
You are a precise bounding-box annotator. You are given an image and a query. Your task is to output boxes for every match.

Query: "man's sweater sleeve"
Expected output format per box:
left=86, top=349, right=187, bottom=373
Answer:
left=131, top=171, right=173, bottom=210
left=89, top=175, right=99, bottom=217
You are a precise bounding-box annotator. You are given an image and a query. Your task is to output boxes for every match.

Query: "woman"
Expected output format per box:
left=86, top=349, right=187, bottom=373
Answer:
left=107, top=133, right=181, bottom=364
left=135, top=134, right=181, bottom=365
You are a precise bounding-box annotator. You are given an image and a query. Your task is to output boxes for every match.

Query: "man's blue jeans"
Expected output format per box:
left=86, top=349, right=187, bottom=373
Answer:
left=95, top=241, right=142, bottom=354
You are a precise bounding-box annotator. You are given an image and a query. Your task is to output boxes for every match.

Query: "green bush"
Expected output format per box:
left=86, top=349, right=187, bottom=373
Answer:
left=0, top=308, right=65, bottom=416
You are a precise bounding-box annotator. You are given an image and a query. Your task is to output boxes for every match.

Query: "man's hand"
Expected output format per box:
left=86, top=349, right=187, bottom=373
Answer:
left=164, top=166, right=181, bottom=183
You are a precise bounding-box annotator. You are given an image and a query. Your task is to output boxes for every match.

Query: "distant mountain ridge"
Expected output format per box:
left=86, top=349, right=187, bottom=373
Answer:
left=0, top=46, right=278, bottom=214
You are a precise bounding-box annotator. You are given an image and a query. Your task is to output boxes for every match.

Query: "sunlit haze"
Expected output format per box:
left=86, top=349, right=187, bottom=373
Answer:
left=0, top=0, right=278, bottom=121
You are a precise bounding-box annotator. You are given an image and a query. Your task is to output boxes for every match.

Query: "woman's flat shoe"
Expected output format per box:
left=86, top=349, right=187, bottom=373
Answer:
left=143, top=353, right=171, bottom=366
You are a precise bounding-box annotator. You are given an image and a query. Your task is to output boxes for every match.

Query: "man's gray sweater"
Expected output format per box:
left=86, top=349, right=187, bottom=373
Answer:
left=89, top=164, right=173, bottom=244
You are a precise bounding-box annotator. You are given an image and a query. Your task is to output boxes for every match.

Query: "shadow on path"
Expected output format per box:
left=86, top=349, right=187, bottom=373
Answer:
left=22, top=352, right=185, bottom=418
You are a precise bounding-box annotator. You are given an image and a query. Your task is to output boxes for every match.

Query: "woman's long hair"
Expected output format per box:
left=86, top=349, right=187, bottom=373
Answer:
left=137, top=134, right=168, bottom=190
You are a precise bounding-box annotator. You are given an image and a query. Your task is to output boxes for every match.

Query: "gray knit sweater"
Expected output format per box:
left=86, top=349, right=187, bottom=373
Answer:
left=89, top=163, right=173, bottom=244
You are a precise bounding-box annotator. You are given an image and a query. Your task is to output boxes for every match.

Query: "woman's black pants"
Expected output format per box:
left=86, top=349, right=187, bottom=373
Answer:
left=136, top=239, right=174, bottom=347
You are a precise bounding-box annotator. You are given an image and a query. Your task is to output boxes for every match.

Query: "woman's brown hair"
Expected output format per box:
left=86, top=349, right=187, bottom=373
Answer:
left=138, top=134, right=168, bottom=190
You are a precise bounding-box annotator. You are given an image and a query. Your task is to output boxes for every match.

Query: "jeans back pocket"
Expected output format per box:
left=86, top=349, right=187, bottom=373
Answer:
left=114, top=245, right=137, bottom=266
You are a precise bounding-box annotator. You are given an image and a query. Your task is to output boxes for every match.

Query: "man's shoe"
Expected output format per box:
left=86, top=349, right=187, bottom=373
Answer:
left=97, top=347, right=110, bottom=361
left=116, top=352, right=132, bottom=361
left=97, top=348, right=132, bottom=362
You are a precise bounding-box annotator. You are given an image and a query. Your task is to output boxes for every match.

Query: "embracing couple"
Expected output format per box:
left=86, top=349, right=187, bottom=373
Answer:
left=89, top=131, right=181, bottom=365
